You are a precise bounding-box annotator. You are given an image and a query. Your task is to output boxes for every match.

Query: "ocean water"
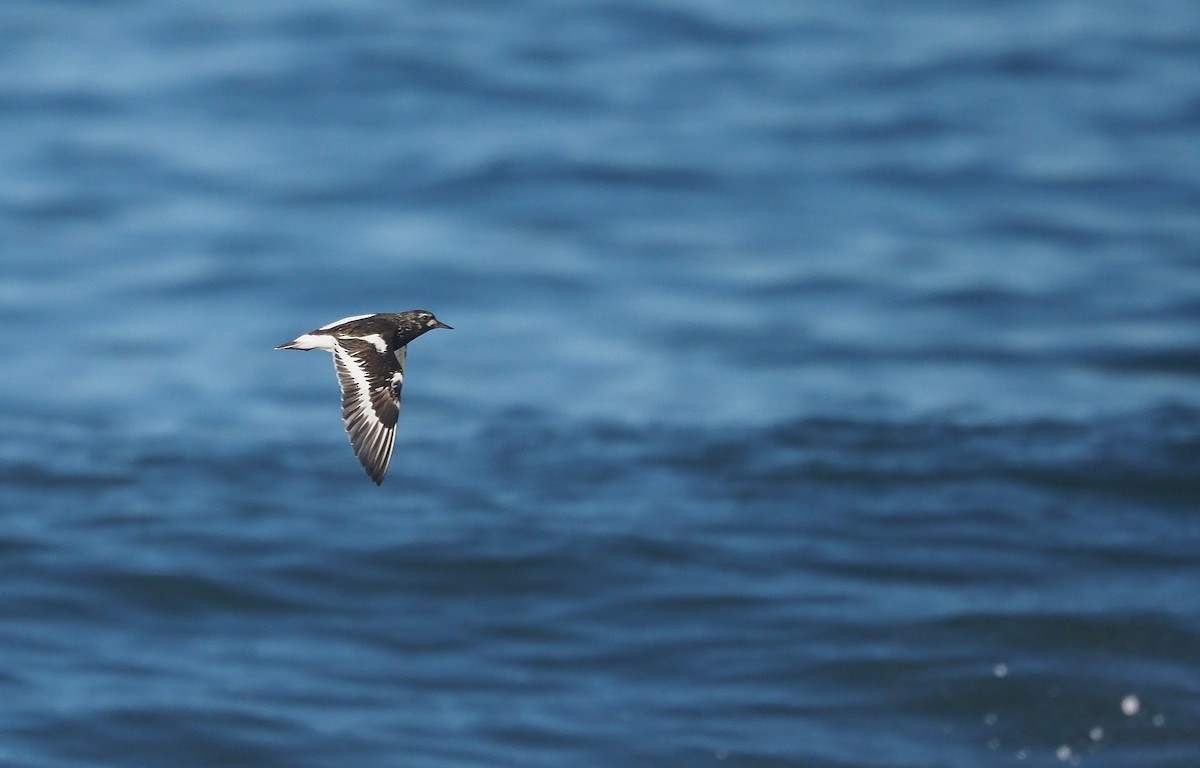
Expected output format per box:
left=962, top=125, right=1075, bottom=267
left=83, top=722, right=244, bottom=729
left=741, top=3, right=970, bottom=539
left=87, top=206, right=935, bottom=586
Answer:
left=2, top=1, right=1200, bottom=766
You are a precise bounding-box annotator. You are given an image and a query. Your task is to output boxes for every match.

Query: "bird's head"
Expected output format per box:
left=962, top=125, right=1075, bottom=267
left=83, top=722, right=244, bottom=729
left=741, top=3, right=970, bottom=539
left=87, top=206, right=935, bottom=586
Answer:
left=395, top=309, right=452, bottom=341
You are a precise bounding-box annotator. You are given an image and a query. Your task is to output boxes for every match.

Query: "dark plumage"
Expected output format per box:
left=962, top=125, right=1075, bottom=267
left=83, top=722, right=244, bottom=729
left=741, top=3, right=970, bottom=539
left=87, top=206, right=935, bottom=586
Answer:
left=276, top=310, right=452, bottom=484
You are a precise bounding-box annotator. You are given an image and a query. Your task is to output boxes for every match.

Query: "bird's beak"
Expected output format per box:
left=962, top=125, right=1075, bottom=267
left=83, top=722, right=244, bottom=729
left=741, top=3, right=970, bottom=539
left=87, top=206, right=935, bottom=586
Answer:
left=434, top=321, right=453, bottom=330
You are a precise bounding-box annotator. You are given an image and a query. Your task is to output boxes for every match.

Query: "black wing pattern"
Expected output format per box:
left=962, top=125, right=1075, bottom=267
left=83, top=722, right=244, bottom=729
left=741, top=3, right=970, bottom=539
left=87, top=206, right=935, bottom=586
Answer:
left=331, top=338, right=404, bottom=484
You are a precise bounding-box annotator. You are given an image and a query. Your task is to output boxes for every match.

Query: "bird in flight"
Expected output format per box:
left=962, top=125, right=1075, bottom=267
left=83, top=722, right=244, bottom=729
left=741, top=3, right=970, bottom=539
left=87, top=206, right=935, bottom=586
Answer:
left=276, top=310, right=452, bottom=484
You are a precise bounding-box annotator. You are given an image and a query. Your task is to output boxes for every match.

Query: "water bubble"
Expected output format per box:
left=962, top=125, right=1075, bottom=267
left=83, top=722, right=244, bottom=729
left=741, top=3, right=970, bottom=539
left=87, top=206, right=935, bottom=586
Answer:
left=1055, top=745, right=1072, bottom=762
left=1088, top=726, right=1103, bottom=742
left=993, top=662, right=1009, bottom=678
left=1152, top=713, right=1165, bottom=727
left=1121, top=694, right=1140, bottom=716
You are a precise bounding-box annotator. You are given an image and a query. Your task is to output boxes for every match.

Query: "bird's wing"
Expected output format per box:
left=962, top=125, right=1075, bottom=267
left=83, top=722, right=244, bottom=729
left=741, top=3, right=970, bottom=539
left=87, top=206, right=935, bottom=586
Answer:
left=331, top=338, right=404, bottom=484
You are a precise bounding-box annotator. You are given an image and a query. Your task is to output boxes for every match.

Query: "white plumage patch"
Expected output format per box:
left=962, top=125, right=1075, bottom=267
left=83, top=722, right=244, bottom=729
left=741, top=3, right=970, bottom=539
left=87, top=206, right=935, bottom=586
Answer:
left=282, top=333, right=337, bottom=351
left=356, top=333, right=388, bottom=354
left=318, top=313, right=374, bottom=330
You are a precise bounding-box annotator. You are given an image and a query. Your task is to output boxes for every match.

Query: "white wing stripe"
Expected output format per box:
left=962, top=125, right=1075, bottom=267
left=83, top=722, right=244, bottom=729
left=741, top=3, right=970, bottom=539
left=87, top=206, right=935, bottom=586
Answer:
left=334, top=343, right=375, bottom=420
left=319, top=313, right=374, bottom=330
left=331, top=339, right=400, bottom=484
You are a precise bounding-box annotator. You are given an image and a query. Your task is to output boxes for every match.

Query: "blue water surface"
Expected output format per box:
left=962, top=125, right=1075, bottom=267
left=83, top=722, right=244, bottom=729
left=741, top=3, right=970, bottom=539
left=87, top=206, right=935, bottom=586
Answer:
left=2, top=1, right=1200, bottom=766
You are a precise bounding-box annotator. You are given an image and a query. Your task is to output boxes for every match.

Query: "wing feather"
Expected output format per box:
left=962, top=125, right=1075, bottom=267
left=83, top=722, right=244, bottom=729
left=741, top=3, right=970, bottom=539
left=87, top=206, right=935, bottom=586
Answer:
left=331, top=339, right=404, bottom=484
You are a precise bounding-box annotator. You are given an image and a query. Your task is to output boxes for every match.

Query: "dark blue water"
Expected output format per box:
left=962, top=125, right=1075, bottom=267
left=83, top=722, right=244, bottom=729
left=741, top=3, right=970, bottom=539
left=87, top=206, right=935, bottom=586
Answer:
left=3, top=1, right=1200, bottom=766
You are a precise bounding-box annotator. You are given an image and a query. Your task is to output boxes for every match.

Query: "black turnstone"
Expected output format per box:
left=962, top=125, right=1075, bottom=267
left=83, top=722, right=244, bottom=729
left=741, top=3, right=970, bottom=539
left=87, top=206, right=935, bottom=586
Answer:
left=276, top=310, right=452, bottom=484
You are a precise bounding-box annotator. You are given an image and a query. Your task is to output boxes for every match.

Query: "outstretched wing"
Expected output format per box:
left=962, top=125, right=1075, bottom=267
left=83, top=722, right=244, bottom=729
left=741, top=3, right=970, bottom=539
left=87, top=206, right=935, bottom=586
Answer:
left=331, top=338, right=405, bottom=484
